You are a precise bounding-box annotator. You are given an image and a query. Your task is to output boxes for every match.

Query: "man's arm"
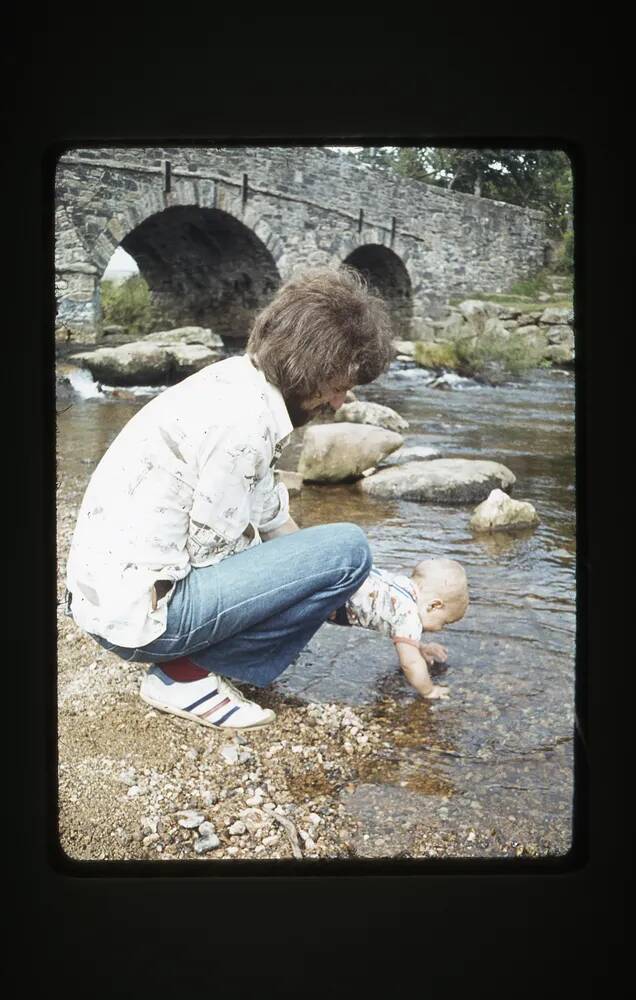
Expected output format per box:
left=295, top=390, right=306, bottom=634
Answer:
left=260, top=515, right=299, bottom=541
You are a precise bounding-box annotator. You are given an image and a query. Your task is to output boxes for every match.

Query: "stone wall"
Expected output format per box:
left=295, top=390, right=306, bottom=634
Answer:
left=55, top=146, right=547, bottom=341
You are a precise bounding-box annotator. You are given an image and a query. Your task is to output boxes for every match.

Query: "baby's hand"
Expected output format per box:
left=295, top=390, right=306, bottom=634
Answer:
left=420, top=642, right=448, bottom=664
left=423, top=684, right=450, bottom=700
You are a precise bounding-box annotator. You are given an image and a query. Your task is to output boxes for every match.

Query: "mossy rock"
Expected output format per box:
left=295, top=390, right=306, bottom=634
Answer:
left=412, top=340, right=460, bottom=371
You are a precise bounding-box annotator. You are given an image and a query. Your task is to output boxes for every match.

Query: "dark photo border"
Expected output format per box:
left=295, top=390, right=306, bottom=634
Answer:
left=11, top=13, right=626, bottom=990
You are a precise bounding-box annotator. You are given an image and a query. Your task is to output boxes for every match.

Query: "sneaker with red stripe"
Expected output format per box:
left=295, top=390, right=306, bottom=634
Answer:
left=140, top=665, right=276, bottom=730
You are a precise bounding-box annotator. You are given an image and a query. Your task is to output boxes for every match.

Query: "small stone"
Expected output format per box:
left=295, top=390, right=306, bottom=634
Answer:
left=200, top=790, right=218, bottom=807
left=141, top=816, right=159, bottom=835
left=127, top=785, right=141, bottom=798
left=238, top=751, right=252, bottom=764
left=467, top=831, right=476, bottom=842
left=142, top=833, right=160, bottom=847
left=118, top=768, right=136, bottom=786
left=220, top=745, right=239, bottom=765
left=303, top=837, right=316, bottom=851
left=228, top=821, right=246, bottom=836
left=194, top=833, right=221, bottom=853
left=262, top=834, right=278, bottom=847
left=177, top=810, right=205, bottom=829
left=185, top=749, right=198, bottom=761
left=308, top=813, right=322, bottom=827
left=245, top=794, right=264, bottom=807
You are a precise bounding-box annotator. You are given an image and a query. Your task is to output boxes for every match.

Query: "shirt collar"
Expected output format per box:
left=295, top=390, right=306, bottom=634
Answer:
left=243, top=353, right=293, bottom=443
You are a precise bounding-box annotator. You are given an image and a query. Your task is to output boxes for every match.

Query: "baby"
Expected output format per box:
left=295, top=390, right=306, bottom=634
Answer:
left=331, top=558, right=469, bottom=699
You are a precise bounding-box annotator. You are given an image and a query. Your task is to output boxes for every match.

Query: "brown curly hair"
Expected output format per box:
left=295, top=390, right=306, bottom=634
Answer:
left=246, top=265, right=395, bottom=399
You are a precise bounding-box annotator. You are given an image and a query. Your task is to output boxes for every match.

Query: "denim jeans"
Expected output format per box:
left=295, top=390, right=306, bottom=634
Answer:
left=89, top=522, right=371, bottom=687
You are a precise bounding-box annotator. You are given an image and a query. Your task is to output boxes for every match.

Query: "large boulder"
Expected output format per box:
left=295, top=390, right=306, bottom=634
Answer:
left=412, top=340, right=460, bottom=370
left=546, top=325, right=574, bottom=346
left=357, top=458, right=516, bottom=504
left=469, top=488, right=539, bottom=532
left=539, top=307, right=572, bottom=325
left=542, top=343, right=574, bottom=364
left=144, top=326, right=224, bottom=349
left=482, top=317, right=511, bottom=339
left=409, top=318, right=438, bottom=340
left=392, top=339, right=416, bottom=357
left=334, top=400, right=409, bottom=433
left=69, top=341, right=218, bottom=385
left=435, top=312, right=469, bottom=341
left=457, top=299, right=502, bottom=320
left=298, top=424, right=404, bottom=483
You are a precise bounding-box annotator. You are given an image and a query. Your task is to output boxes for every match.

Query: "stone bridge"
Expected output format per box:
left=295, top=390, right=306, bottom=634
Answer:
left=55, top=146, right=547, bottom=341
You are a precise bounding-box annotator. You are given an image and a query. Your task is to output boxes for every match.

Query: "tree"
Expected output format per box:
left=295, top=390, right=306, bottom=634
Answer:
left=347, top=146, right=573, bottom=237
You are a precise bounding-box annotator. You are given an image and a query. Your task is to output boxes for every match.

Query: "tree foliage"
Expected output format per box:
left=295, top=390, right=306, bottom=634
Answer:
left=100, top=275, right=157, bottom=337
left=346, top=146, right=573, bottom=237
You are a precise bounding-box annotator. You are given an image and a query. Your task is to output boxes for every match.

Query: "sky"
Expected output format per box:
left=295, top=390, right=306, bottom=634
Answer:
left=103, top=245, right=139, bottom=279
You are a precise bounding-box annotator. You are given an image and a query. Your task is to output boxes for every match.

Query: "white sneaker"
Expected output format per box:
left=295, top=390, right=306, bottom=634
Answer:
left=140, top=665, right=276, bottom=730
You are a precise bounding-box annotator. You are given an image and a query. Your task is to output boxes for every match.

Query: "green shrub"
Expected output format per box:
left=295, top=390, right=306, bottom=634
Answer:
left=100, top=275, right=158, bottom=338
left=453, top=318, right=545, bottom=383
left=507, top=268, right=556, bottom=298
left=554, top=230, right=574, bottom=275
left=412, top=340, right=460, bottom=370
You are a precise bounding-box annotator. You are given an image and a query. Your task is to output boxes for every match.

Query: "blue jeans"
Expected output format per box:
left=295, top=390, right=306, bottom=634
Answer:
left=90, top=522, right=371, bottom=687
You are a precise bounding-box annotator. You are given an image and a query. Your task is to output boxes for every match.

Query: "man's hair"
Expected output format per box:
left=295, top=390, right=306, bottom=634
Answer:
left=246, top=265, right=395, bottom=399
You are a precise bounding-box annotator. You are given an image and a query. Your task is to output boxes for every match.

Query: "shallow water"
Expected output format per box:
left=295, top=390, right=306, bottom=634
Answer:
left=56, top=358, right=576, bottom=857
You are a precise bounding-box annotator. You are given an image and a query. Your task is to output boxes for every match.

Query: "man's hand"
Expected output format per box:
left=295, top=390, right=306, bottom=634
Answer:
left=419, top=642, right=448, bottom=664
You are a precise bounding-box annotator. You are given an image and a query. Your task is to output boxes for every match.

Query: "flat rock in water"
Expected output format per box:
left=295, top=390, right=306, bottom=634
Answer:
left=334, top=400, right=409, bottom=433
left=469, top=488, right=539, bottom=532
left=160, top=343, right=218, bottom=378
left=298, top=423, right=403, bottom=483
left=70, top=343, right=172, bottom=385
left=144, top=326, right=224, bottom=349
left=379, top=445, right=440, bottom=467
left=70, top=340, right=218, bottom=385
left=357, top=458, right=516, bottom=504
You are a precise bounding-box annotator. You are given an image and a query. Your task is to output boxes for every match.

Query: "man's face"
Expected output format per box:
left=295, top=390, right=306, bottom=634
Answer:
left=285, top=380, right=352, bottom=428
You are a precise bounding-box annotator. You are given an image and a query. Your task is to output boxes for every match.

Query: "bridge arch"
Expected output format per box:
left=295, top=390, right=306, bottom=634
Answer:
left=341, top=240, right=413, bottom=338
left=104, top=204, right=282, bottom=340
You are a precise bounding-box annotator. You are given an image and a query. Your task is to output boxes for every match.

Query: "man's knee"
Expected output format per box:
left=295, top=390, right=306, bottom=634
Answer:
left=332, top=522, right=372, bottom=577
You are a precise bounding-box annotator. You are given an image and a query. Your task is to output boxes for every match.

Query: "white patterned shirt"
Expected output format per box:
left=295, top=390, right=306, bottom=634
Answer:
left=66, top=354, right=293, bottom=647
left=345, top=567, right=422, bottom=642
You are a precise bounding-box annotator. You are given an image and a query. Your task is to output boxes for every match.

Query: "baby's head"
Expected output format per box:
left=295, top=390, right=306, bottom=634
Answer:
left=410, top=558, right=469, bottom=632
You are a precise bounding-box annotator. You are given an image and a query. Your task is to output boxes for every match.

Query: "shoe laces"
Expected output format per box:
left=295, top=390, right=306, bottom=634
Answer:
left=218, top=674, right=257, bottom=709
